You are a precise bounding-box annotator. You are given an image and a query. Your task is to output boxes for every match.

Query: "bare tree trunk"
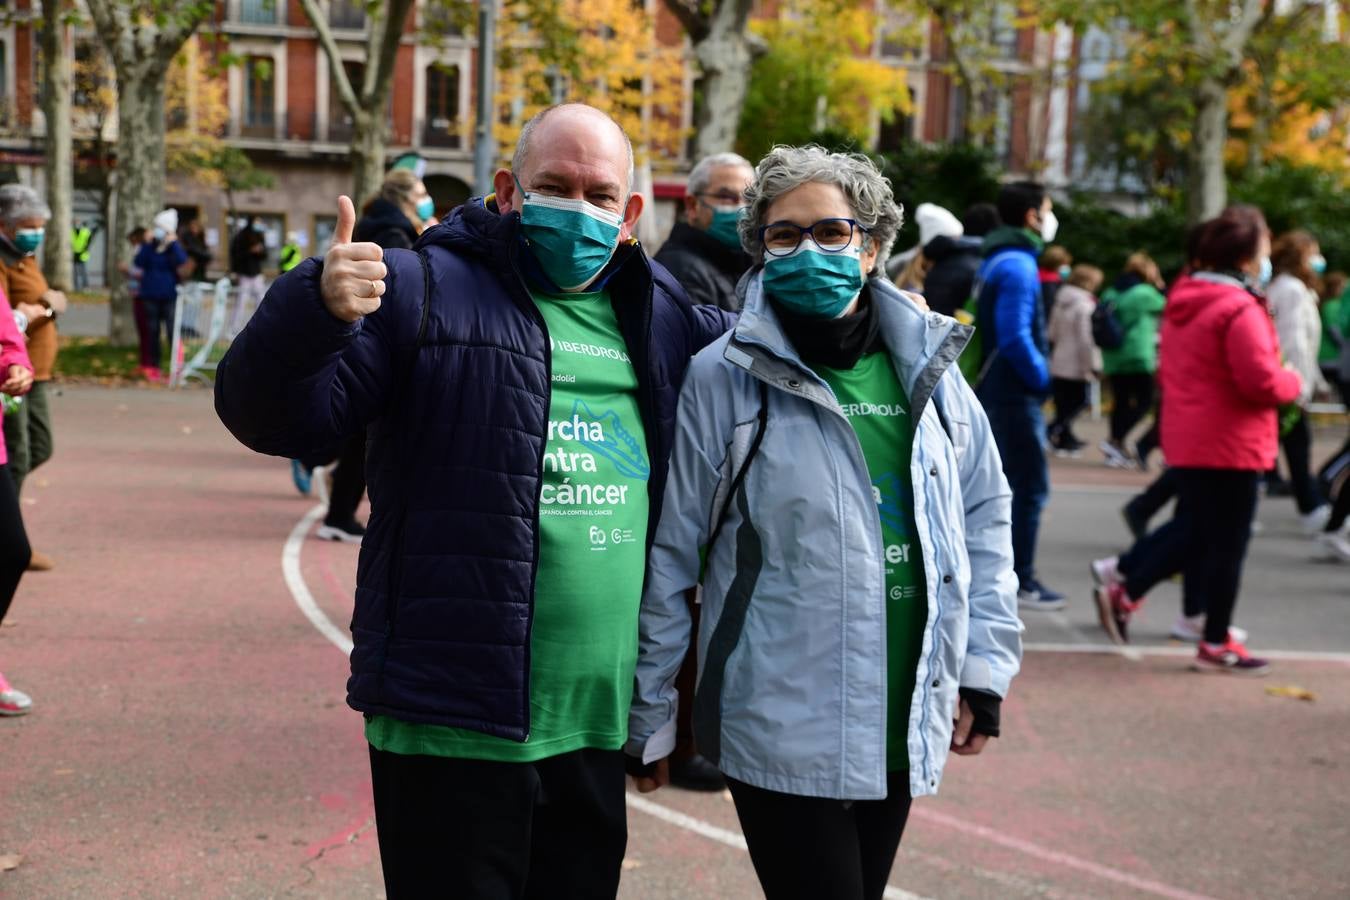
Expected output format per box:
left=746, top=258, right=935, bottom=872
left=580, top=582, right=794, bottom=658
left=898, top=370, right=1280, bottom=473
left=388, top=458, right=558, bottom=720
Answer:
left=39, top=0, right=74, bottom=292
left=1187, top=76, right=1229, bottom=226
left=107, top=68, right=169, bottom=346
left=351, top=113, right=386, bottom=208
left=691, top=30, right=756, bottom=157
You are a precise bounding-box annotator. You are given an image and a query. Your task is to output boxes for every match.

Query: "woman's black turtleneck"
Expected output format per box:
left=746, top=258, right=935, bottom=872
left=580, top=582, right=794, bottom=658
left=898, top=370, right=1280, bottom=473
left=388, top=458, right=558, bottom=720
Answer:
left=772, top=284, right=884, bottom=370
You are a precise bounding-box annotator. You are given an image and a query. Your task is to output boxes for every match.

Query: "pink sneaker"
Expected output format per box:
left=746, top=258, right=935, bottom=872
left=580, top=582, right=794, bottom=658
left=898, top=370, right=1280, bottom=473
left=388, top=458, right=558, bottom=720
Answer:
left=1192, top=639, right=1270, bottom=676
left=0, top=671, right=32, bottom=716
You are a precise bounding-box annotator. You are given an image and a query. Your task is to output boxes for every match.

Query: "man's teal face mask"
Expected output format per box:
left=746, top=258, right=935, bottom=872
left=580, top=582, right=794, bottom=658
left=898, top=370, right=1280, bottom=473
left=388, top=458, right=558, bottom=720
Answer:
left=705, top=206, right=744, bottom=252
left=513, top=175, right=624, bottom=292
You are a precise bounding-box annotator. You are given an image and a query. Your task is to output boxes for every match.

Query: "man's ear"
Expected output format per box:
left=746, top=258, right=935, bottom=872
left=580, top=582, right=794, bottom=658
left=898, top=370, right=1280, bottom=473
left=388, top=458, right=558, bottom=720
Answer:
left=620, top=192, right=645, bottom=242
left=493, top=169, right=517, bottom=214
left=683, top=193, right=699, bottom=221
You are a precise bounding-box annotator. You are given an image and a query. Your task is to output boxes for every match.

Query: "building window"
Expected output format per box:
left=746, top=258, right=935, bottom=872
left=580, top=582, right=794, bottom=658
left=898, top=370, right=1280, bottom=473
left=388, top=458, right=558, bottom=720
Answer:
left=423, top=64, right=461, bottom=148
left=329, top=0, right=366, bottom=30
left=876, top=88, right=916, bottom=152
left=238, top=0, right=281, bottom=25
left=242, top=56, right=275, bottom=137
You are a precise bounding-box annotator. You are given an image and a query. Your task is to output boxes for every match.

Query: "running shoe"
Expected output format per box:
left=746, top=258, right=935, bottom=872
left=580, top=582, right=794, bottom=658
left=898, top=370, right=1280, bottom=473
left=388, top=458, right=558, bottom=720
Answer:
left=0, top=671, right=32, bottom=716
left=1316, top=529, right=1350, bottom=562
left=1300, top=504, right=1332, bottom=536
left=1169, top=615, right=1248, bottom=644
left=317, top=520, right=366, bottom=544
left=1099, top=440, right=1134, bottom=469
left=1192, top=639, right=1270, bottom=676
left=290, top=459, right=313, bottom=496
left=1090, top=557, right=1136, bottom=645
left=1018, top=579, right=1067, bottom=611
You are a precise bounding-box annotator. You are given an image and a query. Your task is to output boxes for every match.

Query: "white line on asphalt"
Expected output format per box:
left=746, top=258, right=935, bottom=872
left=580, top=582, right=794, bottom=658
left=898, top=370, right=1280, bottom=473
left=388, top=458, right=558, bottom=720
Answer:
left=911, top=807, right=1220, bottom=900
left=283, top=502, right=354, bottom=656
left=625, top=794, right=931, bottom=900
left=1026, top=641, right=1350, bottom=664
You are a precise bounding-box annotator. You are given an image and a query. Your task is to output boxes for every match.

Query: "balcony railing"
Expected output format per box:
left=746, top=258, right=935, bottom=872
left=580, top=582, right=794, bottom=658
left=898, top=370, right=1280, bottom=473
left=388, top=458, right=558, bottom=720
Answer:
left=329, top=0, right=366, bottom=30
left=234, top=0, right=286, bottom=26
left=422, top=118, right=462, bottom=149
left=239, top=110, right=277, bottom=139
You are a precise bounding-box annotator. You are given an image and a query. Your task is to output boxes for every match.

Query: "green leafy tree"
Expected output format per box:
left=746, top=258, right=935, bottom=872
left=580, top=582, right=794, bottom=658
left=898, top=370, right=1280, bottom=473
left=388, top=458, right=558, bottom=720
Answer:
left=738, top=0, right=911, bottom=161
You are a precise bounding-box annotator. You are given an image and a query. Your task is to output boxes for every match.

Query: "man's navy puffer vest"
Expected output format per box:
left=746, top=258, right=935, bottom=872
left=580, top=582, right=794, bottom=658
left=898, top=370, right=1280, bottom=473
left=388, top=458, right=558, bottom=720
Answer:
left=215, top=198, right=734, bottom=741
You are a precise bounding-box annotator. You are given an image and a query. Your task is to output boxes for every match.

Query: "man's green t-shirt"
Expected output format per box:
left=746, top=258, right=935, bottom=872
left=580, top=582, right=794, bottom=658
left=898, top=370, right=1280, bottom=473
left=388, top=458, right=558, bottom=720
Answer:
left=1320, top=297, right=1342, bottom=365
left=815, top=351, right=928, bottom=772
left=366, top=288, right=651, bottom=761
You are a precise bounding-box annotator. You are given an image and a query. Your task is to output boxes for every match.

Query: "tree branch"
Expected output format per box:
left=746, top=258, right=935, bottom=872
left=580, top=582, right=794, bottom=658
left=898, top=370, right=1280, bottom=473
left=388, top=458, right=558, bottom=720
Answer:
left=299, top=0, right=360, bottom=115
left=1220, top=0, right=1265, bottom=61
left=153, top=2, right=213, bottom=63
left=661, top=0, right=709, bottom=43
left=363, top=0, right=416, bottom=107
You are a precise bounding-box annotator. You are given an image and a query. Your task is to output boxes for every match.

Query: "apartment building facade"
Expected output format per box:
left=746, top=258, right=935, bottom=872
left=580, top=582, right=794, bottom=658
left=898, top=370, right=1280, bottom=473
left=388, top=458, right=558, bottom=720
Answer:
left=0, top=0, right=1091, bottom=285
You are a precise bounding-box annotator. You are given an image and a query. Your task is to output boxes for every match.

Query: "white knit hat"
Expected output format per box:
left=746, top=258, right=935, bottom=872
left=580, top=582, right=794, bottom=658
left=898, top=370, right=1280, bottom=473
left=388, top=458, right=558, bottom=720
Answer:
left=152, top=208, right=178, bottom=235
left=915, top=203, right=963, bottom=248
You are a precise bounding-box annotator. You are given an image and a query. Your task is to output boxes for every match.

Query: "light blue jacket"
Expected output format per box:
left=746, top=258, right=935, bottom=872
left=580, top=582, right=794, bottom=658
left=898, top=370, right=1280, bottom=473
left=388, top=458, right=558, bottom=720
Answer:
left=627, top=274, right=1022, bottom=801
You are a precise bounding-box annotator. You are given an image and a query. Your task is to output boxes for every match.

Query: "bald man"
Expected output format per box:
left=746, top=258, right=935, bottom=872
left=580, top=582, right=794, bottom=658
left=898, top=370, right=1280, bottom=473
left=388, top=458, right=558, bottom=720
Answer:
left=216, top=104, right=734, bottom=897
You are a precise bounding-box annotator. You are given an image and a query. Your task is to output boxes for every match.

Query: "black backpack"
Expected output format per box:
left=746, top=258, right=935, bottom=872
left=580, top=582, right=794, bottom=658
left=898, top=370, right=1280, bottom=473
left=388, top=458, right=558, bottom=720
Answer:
left=1092, top=299, right=1125, bottom=349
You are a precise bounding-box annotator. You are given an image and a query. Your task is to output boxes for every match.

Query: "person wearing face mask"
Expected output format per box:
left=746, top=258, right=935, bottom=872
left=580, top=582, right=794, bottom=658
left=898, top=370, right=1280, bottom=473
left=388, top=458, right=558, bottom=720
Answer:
left=215, top=103, right=735, bottom=898
left=1092, top=206, right=1302, bottom=673
left=0, top=185, right=69, bottom=572
left=133, top=209, right=192, bottom=382
left=627, top=145, right=1020, bottom=900
left=1267, top=230, right=1331, bottom=533
left=654, top=152, right=755, bottom=312
left=972, top=181, right=1064, bottom=611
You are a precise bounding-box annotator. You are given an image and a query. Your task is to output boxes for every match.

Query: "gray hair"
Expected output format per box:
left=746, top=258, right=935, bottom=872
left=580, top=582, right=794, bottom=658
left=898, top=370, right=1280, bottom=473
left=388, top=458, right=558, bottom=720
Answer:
left=739, top=145, right=904, bottom=271
left=0, top=184, right=52, bottom=226
left=512, top=103, right=635, bottom=196
left=687, top=152, right=753, bottom=198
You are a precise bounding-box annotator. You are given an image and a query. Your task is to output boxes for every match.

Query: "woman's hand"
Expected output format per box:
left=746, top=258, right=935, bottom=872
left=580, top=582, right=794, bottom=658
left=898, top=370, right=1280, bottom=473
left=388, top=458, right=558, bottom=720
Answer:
left=950, top=698, right=990, bottom=756
left=1, top=365, right=34, bottom=396
left=632, top=758, right=671, bottom=793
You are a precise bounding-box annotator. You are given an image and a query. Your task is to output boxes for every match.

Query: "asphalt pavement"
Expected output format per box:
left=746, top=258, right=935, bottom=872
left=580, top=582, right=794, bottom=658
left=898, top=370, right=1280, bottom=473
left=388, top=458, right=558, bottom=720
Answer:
left=1, top=385, right=1346, bottom=899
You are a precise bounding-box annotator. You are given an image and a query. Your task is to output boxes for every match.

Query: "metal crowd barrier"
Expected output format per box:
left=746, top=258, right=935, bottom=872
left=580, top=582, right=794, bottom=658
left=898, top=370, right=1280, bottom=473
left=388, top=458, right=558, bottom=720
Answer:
left=168, top=278, right=233, bottom=388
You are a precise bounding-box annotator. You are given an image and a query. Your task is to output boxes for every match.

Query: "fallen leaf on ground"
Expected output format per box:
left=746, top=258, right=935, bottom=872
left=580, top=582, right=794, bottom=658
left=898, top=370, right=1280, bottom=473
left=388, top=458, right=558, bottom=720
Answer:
left=1265, top=685, right=1316, bottom=702
left=181, top=426, right=193, bottom=435
left=0, top=854, right=22, bottom=871
left=621, top=858, right=642, bottom=870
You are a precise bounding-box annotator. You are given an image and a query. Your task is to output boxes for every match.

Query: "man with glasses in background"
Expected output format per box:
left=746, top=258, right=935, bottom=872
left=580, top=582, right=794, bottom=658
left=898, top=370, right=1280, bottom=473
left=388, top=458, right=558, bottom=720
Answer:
left=650, top=153, right=755, bottom=791
left=656, top=152, right=755, bottom=312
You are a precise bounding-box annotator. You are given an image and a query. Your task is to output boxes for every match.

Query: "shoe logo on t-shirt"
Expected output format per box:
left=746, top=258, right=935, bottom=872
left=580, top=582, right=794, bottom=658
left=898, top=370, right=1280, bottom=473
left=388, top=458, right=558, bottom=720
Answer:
left=873, top=472, right=913, bottom=539
left=572, top=400, right=650, bottom=480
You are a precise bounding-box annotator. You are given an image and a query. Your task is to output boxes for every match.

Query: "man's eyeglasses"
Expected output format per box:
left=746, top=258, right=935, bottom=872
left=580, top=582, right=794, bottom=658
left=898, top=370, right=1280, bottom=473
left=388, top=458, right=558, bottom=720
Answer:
left=696, top=191, right=745, bottom=210
left=758, top=218, right=870, bottom=258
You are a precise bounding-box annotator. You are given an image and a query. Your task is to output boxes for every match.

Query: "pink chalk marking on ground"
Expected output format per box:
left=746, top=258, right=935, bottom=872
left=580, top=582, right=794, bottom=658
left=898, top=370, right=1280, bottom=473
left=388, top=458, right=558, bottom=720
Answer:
left=911, top=806, right=1220, bottom=900
left=305, top=808, right=378, bottom=858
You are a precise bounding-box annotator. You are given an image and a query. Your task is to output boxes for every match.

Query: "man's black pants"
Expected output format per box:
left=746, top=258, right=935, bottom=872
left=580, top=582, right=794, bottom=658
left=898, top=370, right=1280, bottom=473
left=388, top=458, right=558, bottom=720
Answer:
left=369, top=745, right=627, bottom=900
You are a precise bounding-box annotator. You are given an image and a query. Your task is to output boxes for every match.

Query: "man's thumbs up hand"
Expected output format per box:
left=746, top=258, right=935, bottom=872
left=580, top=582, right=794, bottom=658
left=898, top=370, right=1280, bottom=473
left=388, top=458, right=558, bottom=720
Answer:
left=320, top=195, right=386, bottom=323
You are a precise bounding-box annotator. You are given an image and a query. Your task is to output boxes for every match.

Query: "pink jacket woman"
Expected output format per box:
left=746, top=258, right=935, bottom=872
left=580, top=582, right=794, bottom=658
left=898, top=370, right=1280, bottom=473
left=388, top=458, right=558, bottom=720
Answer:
left=1160, top=272, right=1301, bottom=472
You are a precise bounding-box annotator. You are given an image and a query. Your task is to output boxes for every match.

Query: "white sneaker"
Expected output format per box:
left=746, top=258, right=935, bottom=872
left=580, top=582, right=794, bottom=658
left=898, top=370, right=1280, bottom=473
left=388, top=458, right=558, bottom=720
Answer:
left=1100, top=441, right=1133, bottom=468
left=0, top=671, right=32, bottom=716
left=1169, top=615, right=1249, bottom=644
left=1301, top=504, right=1332, bottom=536
left=1317, top=530, right=1350, bottom=562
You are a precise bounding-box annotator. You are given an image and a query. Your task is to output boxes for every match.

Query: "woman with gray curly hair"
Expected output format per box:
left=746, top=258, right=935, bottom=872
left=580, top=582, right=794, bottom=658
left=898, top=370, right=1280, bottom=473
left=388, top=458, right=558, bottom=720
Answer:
left=626, top=145, right=1021, bottom=899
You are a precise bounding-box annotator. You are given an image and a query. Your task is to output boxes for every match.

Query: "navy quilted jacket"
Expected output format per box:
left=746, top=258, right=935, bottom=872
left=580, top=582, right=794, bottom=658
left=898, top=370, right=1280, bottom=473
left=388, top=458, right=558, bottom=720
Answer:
left=215, top=198, right=734, bottom=740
